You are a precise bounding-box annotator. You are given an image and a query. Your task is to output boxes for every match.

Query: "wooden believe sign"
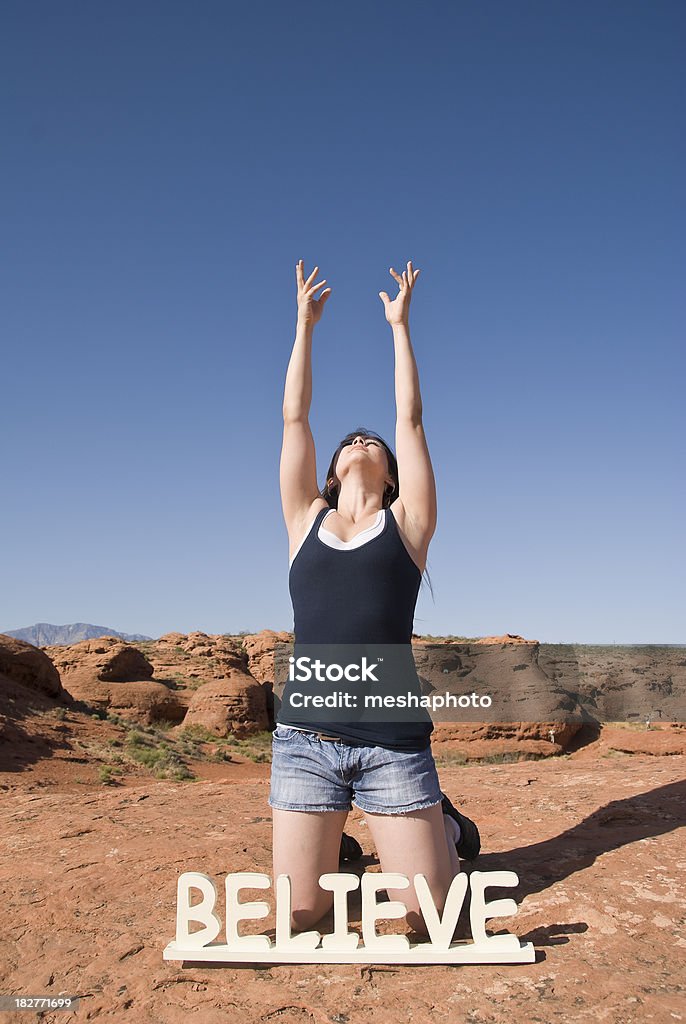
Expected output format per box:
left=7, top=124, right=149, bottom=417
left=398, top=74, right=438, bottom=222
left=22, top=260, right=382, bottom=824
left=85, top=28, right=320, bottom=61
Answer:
left=162, top=869, right=535, bottom=964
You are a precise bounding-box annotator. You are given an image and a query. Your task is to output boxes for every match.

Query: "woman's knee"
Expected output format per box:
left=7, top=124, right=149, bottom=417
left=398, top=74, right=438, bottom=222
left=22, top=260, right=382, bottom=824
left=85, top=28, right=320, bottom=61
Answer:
left=290, top=891, right=334, bottom=932
left=405, top=908, right=431, bottom=937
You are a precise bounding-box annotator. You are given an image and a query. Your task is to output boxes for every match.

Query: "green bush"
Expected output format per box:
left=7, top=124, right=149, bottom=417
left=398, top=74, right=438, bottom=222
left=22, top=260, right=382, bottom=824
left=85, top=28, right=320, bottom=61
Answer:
left=164, top=765, right=197, bottom=781
left=98, top=765, right=118, bottom=785
left=83, top=704, right=108, bottom=720
left=433, top=750, right=468, bottom=767
left=178, top=723, right=217, bottom=742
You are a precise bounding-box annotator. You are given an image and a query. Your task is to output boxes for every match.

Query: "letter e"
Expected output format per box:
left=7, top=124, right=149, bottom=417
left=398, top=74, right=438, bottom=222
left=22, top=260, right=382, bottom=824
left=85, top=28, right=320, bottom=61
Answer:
left=361, top=872, right=411, bottom=952
left=225, top=872, right=272, bottom=952
left=469, top=870, right=522, bottom=953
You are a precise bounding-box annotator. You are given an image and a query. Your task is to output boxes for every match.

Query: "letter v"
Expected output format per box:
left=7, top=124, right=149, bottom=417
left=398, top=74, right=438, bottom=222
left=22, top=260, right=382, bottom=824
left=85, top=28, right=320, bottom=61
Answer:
left=413, top=873, right=469, bottom=950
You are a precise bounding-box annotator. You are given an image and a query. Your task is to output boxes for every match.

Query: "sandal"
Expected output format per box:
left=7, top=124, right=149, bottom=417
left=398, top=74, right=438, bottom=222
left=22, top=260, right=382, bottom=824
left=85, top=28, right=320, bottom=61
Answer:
left=441, top=793, right=481, bottom=862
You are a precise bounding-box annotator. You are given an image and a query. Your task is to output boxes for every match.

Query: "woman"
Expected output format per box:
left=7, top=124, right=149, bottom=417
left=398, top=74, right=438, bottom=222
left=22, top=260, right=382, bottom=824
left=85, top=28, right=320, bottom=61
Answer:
left=270, top=259, right=479, bottom=938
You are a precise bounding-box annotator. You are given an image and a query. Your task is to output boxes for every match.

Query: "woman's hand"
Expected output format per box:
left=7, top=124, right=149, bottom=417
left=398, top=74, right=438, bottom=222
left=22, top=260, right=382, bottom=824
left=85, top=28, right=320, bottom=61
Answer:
left=296, top=259, right=331, bottom=328
left=378, top=261, right=421, bottom=327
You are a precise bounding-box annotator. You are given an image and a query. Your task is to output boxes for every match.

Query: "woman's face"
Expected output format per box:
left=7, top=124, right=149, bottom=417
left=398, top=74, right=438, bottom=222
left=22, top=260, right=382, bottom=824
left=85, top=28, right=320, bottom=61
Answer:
left=333, top=436, right=391, bottom=489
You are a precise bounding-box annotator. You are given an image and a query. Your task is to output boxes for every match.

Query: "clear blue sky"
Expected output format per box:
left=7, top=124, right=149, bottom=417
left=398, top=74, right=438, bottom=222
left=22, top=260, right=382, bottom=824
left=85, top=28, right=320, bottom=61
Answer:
left=2, top=1, right=684, bottom=643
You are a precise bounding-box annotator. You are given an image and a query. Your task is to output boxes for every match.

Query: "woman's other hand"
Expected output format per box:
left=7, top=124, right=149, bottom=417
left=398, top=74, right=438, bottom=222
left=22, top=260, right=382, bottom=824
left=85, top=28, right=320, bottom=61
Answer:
left=296, top=259, right=332, bottom=328
left=378, top=261, right=421, bottom=327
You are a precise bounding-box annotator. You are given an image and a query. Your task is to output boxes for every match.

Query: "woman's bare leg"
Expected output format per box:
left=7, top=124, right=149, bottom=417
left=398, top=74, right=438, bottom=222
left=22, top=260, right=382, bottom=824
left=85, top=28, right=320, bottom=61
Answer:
left=271, top=807, right=350, bottom=931
left=443, top=814, right=461, bottom=876
left=362, top=801, right=460, bottom=936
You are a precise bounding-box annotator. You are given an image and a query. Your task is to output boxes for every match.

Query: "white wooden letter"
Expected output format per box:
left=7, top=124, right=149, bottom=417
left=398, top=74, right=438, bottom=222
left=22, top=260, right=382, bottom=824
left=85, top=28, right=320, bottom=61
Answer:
left=469, top=870, right=523, bottom=953
left=274, top=873, right=321, bottom=951
left=413, top=871, right=469, bottom=950
left=224, top=871, right=272, bottom=952
left=318, top=872, right=361, bottom=951
left=175, top=871, right=222, bottom=949
left=164, top=868, right=537, bottom=965
left=361, top=872, right=411, bottom=951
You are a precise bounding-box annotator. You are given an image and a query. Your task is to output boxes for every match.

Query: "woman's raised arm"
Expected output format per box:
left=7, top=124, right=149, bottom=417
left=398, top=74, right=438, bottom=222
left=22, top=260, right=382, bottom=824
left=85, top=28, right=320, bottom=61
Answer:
left=380, top=262, right=437, bottom=543
left=280, top=261, right=332, bottom=536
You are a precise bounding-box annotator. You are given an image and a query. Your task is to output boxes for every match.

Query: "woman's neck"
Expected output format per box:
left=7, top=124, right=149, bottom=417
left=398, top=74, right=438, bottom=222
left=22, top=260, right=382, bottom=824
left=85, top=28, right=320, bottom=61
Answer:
left=334, top=489, right=384, bottom=521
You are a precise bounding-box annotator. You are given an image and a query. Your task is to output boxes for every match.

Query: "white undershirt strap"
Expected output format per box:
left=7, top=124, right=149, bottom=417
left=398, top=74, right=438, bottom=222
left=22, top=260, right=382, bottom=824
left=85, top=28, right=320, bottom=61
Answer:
left=289, top=508, right=385, bottom=568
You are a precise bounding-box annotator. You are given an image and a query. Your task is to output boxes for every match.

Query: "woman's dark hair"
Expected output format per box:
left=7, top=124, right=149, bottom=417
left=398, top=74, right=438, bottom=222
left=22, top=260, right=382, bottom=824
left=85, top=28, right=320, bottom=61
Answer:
left=320, top=425, right=434, bottom=601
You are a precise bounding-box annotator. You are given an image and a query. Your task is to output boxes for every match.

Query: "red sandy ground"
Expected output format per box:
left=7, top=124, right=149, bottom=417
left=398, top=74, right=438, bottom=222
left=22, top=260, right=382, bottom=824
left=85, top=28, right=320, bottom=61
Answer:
left=0, top=719, right=684, bottom=1023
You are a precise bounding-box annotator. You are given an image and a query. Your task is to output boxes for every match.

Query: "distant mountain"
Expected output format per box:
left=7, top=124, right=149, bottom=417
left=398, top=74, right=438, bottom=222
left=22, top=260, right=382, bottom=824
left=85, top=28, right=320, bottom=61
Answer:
left=2, top=622, right=154, bottom=647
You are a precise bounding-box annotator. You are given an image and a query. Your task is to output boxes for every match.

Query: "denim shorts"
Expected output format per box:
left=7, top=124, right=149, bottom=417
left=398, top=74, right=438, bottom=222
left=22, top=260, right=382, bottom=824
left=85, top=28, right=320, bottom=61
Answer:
left=268, top=725, right=443, bottom=814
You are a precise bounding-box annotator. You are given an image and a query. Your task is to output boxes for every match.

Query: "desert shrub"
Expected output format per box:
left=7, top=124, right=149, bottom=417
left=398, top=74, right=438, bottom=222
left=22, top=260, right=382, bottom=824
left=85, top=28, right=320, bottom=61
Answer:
left=98, top=765, right=118, bottom=785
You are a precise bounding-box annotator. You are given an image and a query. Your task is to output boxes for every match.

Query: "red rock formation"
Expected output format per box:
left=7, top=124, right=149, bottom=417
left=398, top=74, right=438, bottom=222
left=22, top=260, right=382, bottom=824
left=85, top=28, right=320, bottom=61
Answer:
left=242, top=628, right=294, bottom=685
left=180, top=669, right=270, bottom=738
left=44, top=636, right=154, bottom=682
left=0, top=633, right=66, bottom=699
left=0, top=634, right=73, bottom=743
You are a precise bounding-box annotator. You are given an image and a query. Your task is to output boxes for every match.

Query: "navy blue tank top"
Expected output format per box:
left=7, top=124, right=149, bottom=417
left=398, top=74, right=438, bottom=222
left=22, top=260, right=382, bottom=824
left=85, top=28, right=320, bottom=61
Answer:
left=276, top=504, right=434, bottom=751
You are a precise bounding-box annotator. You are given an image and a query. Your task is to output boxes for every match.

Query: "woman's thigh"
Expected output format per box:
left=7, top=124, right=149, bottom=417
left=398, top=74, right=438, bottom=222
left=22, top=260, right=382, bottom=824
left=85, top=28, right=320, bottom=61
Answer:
left=362, top=801, right=459, bottom=935
left=271, top=807, right=349, bottom=929
left=269, top=726, right=352, bottom=929
left=351, top=742, right=458, bottom=934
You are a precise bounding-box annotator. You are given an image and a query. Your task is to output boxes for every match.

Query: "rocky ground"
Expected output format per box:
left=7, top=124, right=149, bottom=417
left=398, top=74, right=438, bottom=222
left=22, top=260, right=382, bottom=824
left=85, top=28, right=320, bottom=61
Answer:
left=0, top=632, right=684, bottom=1022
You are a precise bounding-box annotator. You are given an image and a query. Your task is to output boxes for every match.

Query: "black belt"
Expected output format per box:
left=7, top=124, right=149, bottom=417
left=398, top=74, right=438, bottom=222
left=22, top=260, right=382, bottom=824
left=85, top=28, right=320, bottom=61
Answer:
left=298, top=728, right=369, bottom=747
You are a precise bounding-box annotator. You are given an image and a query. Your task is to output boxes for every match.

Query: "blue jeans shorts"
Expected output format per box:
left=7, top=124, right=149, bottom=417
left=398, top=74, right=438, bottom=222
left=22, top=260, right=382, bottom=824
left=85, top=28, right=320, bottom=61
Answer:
left=268, top=725, right=443, bottom=815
